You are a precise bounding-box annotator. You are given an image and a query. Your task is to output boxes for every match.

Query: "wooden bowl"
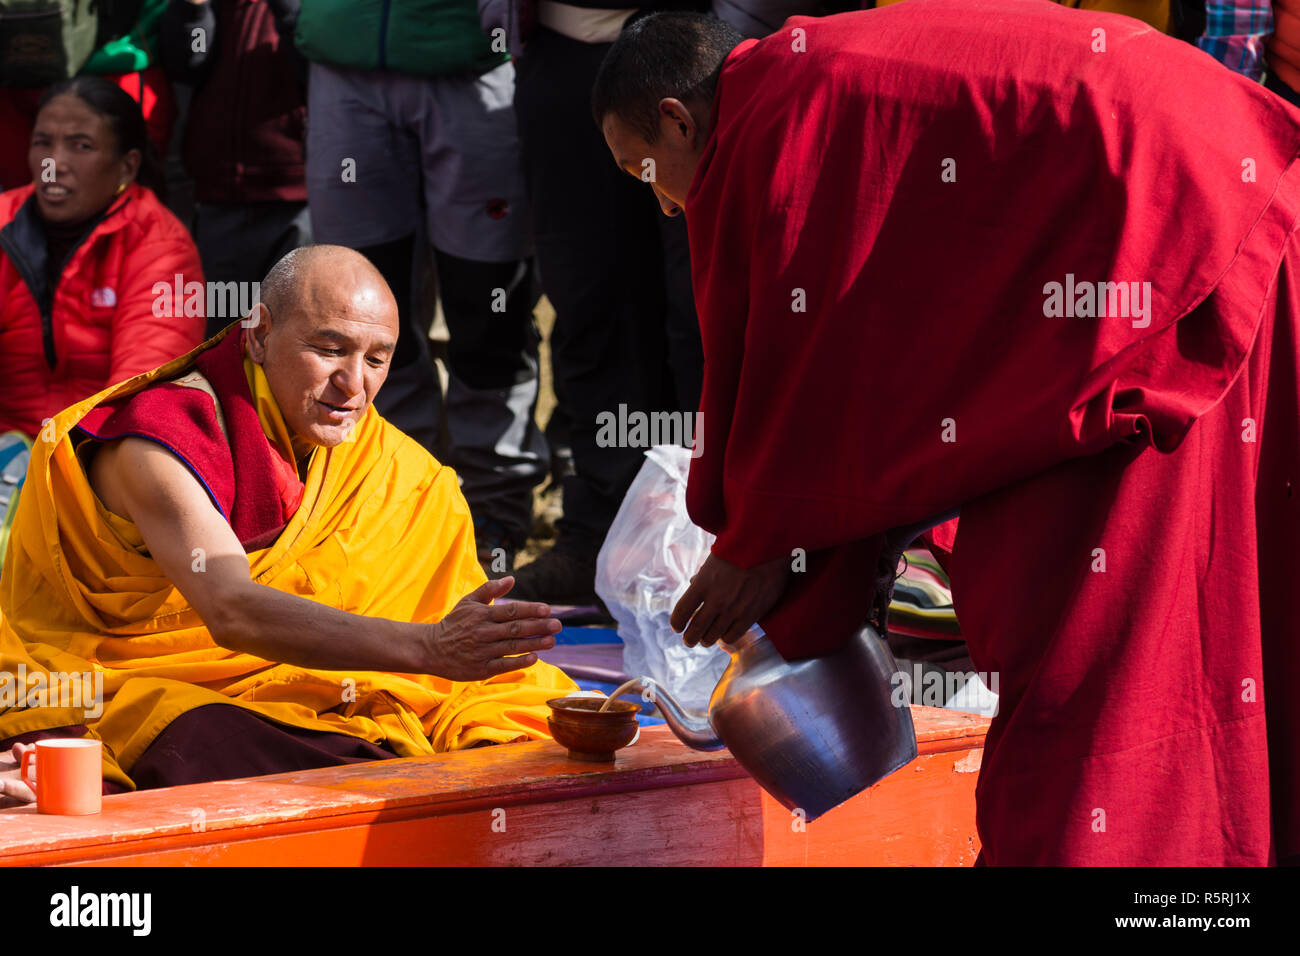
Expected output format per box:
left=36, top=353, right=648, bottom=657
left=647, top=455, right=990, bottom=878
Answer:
left=547, top=696, right=641, bottom=762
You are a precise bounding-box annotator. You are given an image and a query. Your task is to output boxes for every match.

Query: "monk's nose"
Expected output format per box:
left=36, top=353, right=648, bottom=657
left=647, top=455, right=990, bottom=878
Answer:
left=334, top=354, right=365, bottom=397
left=651, top=183, right=680, bottom=217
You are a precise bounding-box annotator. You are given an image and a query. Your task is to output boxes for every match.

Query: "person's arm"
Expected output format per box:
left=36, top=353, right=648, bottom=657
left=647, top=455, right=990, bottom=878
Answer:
left=158, top=0, right=219, bottom=87
left=0, top=743, right=37, bottom=807
left=90, top=437, right=559, bottom=679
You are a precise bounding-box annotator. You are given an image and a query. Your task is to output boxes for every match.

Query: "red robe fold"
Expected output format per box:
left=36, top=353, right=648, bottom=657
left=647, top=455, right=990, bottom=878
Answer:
left=74, top=327, right=304, bottom=551
left=685, top=0, right=1300, bottom=864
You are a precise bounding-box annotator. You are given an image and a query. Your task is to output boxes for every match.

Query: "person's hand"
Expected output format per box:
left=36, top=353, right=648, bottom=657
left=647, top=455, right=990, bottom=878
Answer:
left=670, top=553, right=790, bottom=648
left=0, top=743, right=37, bottom=809
left=426, top=576, right=561, bottom=681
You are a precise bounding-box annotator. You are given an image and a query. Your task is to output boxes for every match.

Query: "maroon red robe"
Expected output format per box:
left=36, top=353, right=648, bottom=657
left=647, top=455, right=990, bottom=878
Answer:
left=685, top=0, right=1300, bottom=864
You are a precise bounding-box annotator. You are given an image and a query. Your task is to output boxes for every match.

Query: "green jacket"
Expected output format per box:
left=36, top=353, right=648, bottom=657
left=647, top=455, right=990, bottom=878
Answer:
left=295, top=0, right=505, bottom=78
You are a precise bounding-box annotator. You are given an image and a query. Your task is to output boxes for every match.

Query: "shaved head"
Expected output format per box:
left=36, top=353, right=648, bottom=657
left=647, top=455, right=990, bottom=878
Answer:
left=593, top=13, right=740, bottom=217
left=591, top=13, right=742, bottom=144
left=245, top=244, right=401, bottom=454
left=258, top=245, right=392, bottom=330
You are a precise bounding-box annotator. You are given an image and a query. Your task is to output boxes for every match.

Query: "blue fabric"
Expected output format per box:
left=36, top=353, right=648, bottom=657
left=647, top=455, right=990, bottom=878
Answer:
left=554, top=625, right=621, bottom=646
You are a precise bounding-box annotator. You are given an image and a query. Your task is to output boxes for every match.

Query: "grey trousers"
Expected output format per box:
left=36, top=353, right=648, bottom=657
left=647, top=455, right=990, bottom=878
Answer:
left=305, top=61, right=546, bottom=545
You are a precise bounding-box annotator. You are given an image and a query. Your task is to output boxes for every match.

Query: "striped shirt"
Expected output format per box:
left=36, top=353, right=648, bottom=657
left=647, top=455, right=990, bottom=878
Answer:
left=1196, top=0, right=1273, bottom=79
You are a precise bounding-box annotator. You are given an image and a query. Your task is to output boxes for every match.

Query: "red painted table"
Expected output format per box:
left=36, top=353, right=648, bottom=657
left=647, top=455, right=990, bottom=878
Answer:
left=0, top=706, right=989, bottom=866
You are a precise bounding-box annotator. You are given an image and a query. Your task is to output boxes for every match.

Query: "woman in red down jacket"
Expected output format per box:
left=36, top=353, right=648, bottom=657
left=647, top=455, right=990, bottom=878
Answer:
left=0, top=77, right=203, bottom=440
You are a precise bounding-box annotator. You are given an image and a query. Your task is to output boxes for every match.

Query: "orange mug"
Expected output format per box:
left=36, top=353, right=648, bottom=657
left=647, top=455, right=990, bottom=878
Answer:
left=20, top=739, right=102, bottom=815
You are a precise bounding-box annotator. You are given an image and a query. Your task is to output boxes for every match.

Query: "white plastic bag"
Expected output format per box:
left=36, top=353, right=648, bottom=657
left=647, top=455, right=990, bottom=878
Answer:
left=595, top=445, right=729, bottom=712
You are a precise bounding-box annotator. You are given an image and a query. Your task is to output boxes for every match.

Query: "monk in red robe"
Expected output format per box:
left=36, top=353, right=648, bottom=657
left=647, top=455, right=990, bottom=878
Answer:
left=593, top=3, right=1300, bottom=865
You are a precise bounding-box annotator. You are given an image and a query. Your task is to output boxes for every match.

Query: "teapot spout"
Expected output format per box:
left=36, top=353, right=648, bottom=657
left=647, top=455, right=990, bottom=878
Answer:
left=640, top=678, right=725, bottom=751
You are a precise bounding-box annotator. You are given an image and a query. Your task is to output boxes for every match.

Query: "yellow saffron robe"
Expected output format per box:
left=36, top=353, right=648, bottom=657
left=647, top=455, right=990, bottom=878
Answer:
left=0, top=327, right=576, bottom=790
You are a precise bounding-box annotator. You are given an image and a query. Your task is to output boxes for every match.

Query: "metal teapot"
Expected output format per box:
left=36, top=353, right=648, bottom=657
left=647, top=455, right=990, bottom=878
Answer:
left=633, top=624, right=916, bottom=821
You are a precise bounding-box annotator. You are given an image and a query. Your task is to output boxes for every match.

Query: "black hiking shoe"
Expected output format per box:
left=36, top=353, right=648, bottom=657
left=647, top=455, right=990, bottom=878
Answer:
left=509, top=548, right=599, bottom=605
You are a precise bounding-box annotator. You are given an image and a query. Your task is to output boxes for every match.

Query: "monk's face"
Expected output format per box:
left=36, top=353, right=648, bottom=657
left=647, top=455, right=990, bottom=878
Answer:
left=602, top=98, right=709, bottom=217
left=246, top=257, right=399, bottom=452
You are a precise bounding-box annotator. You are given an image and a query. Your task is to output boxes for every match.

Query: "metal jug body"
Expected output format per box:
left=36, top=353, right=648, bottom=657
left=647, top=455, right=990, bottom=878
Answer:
left=705, top=625, right=918, bottom=820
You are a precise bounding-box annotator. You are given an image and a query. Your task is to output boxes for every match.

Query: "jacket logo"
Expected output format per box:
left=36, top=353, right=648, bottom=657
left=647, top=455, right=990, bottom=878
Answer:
left=90, top=287, right=117, bottom=308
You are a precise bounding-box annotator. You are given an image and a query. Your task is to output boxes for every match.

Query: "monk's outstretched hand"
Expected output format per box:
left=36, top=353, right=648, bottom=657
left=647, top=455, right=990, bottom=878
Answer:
left=670, top=553, right=789, bottom=648
left=428, top=577, right=561, bottom=681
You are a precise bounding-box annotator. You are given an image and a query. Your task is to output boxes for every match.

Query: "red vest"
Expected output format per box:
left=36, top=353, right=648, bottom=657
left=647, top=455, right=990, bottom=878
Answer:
left=76, top=327, right=304, bottom=551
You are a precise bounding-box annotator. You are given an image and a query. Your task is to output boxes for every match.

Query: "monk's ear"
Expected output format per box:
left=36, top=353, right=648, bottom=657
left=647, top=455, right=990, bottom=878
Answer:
left=659, top=97, right=696, bottom=142
left=244, top=303, right=272, bottom=362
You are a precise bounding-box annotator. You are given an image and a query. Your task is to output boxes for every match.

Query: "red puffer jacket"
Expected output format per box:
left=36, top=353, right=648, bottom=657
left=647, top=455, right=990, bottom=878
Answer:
left=0, top=182, right=204, bottom=438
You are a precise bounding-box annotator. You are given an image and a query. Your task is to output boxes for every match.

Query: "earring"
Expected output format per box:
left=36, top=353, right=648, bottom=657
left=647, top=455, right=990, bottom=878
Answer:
left=115, top=182, right=127, bottom=196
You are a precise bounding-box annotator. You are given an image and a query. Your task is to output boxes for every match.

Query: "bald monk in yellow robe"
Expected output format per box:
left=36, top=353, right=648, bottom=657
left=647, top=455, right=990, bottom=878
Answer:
left=0, top=245, right=576, bottom=804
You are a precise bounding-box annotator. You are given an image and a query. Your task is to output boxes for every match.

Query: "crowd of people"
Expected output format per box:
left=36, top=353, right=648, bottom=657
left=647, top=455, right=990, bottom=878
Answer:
left=3, top=0, right=826, bottom=596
